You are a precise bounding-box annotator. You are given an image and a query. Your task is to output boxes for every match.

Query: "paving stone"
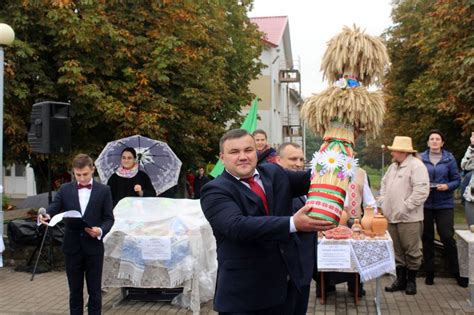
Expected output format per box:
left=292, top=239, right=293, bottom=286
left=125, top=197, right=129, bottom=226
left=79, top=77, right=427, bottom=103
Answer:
left=2, top=268, right=474, bottom=314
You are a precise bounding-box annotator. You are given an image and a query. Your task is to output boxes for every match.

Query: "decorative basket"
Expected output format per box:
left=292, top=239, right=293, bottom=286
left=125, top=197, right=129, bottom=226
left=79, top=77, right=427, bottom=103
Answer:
left=306, top=121, right=357, bottom=225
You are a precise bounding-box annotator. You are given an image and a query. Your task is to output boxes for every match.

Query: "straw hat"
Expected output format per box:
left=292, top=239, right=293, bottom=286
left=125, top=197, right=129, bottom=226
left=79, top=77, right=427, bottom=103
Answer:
left=387, top=136, right=417, bottom=153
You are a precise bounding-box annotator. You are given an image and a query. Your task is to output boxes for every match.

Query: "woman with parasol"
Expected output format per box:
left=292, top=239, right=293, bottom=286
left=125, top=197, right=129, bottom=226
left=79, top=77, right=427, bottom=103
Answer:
left=107, top=147, right=156, bottom=206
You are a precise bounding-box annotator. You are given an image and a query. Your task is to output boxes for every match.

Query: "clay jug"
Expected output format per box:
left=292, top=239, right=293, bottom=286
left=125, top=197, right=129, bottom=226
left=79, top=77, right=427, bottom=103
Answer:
left=339, top=210, right=349, bottom=226
left=361, top=206, right=375, bottom=232
left=351, top=218, right=362, bottom=234
left=372, top=208, right=388, bottom=236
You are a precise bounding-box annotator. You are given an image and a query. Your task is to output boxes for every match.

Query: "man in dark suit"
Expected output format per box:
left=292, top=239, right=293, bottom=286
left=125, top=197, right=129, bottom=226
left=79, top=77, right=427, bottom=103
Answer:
left=201, top=129, right=334, bottom=314
left=39, top=154, right=114, bottom=315
left=276, top=142, right=315, bottom=315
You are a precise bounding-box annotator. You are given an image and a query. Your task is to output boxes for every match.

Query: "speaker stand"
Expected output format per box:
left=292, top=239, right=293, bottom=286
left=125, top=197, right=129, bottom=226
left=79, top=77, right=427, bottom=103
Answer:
left=47, top=157, right=53, bottom=204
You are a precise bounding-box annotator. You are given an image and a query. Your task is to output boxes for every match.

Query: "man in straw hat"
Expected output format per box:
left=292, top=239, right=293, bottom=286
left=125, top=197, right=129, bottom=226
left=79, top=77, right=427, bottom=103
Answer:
left=378, top=136, right=429, bottom=295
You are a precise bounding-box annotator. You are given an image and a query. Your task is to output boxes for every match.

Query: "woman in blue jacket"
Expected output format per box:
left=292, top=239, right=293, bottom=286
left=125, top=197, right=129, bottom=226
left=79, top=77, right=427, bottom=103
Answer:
left=421, top=130, right=466, bottom=287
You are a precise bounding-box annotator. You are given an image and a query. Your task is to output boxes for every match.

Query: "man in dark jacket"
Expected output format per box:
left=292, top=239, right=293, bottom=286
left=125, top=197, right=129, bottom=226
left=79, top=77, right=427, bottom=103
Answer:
left=276, top=142, right=315, bottom=315
left=39, top=154, right=114, bottom=315
left=200, top=129, right=334, bottom=314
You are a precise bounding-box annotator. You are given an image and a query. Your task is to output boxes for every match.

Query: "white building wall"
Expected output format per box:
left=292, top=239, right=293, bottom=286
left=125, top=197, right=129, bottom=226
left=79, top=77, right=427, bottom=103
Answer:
left=3, top=164, right=36, bottom=198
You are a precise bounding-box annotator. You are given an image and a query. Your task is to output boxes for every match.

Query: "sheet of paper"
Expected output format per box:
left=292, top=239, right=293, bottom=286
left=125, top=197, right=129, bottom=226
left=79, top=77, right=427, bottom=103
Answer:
left=317, top=244, right=351, bottom=269
left=136, top=236, right=172, bottom=260
left=49, top=210, right=82, bottom=227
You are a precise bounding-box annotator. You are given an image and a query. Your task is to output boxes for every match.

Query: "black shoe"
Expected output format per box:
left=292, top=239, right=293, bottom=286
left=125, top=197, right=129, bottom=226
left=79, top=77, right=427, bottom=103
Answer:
left=425, top=272, right=434, bottom=285
left=385, top=279, right=407, bottom=292
left=405, top=269, right=417, bottom=295
left=405, top=281, right=417, bottom=295
left=456, top=274, right=469, bottom=288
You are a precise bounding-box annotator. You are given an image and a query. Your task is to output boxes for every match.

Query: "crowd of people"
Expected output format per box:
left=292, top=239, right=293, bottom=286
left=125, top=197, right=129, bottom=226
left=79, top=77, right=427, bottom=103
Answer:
left=200, top=128, right=474, bottom=314
left=35, top=128, right=474, bottom=314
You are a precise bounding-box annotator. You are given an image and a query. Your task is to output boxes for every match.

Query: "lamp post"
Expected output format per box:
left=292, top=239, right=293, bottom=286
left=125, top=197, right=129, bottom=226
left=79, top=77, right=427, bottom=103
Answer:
left=381, top=144, right=385, bottom=178
left=0, top=23, right=15, bottom=259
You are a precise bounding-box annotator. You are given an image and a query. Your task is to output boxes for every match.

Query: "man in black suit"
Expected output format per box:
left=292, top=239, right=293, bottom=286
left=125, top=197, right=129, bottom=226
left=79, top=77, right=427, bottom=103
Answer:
left=201, top=129, right=334, bottom=314
left=39, top=154, right=114, bottom=315
left=276, top=142, right=315, bottom=315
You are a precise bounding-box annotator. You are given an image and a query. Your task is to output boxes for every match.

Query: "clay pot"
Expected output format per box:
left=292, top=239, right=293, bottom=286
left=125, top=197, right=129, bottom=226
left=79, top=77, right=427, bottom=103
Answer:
left=361, top=206, right=375, bottom=231
left=339, top=210, right=349, bottom=226
left=372, top=209, right=388, bottom=236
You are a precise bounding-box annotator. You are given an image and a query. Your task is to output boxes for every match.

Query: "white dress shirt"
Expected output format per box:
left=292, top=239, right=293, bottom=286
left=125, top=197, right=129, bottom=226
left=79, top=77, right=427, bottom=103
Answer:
left=78, top=180, right=93, bottom=215
left=77, top=180, right=103, bottom=239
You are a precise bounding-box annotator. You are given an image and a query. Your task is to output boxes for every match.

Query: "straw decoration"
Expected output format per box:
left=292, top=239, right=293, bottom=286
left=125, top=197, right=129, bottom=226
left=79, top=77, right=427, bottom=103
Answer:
left=321, top=25, right=389, bottom=86
left=301, top=87, right=385, bottom=139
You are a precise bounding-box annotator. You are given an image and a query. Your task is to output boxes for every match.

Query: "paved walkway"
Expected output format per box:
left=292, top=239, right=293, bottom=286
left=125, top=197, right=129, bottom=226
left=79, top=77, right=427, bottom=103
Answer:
left=1, top=266, right=474, bottom=314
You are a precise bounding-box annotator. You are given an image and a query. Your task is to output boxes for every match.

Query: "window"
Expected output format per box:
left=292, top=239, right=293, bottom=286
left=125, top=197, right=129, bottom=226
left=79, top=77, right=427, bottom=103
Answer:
left=5, top=165, right=12, bottom=177
left=15, top=164, right=26, bottom=177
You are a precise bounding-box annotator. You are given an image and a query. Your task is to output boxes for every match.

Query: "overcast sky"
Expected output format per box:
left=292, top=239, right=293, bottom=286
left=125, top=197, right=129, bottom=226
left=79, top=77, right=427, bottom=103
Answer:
left=248, top=0, right=393, bottom=97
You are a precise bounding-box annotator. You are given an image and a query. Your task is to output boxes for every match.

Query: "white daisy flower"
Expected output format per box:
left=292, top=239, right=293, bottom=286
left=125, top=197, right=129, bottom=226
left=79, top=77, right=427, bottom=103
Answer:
left=342, top=156, right=359, bottom=180
left=319, top=150, right=343, bottom=172
left=311, top=151, right=321, bottom=170
left=335, top=78, right=348, bottom=89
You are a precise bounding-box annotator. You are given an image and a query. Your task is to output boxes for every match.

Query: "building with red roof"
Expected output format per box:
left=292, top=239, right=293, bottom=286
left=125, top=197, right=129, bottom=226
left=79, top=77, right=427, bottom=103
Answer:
left=247, top=16, right=303, bottom=149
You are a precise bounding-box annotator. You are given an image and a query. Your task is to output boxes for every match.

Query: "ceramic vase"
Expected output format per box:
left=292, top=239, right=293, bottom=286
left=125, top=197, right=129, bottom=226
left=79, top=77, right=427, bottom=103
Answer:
left=372, top=209, right=388, bottom=236
left=351, top=218, right=362, bottom=233
left=361, top=206, right=375, bottom=231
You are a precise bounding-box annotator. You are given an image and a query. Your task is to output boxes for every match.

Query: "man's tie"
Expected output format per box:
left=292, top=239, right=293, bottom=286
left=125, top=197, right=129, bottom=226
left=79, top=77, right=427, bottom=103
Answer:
left=77, top=183, right=92, bottom=190
left=241, top=176, right=269, bottom=215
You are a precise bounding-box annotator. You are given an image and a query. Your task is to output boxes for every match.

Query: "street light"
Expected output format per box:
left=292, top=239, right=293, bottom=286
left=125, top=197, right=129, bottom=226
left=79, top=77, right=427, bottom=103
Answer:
left=381, top=144, right=385, bottom=178
left=0, top=23, right=15, bottom=266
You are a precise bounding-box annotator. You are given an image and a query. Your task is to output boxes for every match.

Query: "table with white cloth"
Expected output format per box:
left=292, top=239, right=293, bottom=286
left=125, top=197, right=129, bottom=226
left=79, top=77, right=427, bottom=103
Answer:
left=455, top=229, right=474, bottom=306
left=317, top=232, right=396, bottom=314
left=102, top=197, right=217, bottom=315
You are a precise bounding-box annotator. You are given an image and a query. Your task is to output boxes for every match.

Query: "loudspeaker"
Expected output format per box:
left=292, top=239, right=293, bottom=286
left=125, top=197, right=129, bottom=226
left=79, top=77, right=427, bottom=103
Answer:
left=28, top=101, right=71, bottom=154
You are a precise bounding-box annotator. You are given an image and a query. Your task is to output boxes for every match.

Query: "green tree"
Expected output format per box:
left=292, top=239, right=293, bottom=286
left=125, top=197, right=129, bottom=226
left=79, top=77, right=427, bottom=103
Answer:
left=0, top=0, right=263, bottom=192
left=383, top=0, right=473, bottom=160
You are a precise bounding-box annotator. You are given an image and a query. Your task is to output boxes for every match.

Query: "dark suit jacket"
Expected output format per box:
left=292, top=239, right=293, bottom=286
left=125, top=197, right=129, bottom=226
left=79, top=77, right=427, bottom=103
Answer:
left=200, top=163, right=311, bottom=312
left=47, top=180, right=114, bottom=256
left=291, top=196, right=316, bottom=287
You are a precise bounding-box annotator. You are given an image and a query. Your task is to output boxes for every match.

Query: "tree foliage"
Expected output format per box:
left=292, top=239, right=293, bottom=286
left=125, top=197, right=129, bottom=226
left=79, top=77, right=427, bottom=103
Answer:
left=382, top=0, right=473, bottom=159
left=0, top=0, right=263, bottom=192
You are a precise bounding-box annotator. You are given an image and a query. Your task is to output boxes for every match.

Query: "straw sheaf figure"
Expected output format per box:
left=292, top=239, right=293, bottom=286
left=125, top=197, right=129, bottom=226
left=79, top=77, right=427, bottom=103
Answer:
left=301, top=25, right=390, bottom=224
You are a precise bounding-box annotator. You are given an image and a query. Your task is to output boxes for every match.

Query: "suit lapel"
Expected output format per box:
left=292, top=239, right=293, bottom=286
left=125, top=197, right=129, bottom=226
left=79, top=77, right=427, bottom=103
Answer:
left=222, top=171, right=267, bottom=216
left=69, top=182, right=81, bottom=213
left=83, top=181, right=98, bottom=217
left=259, top=171, right=274, bottom=215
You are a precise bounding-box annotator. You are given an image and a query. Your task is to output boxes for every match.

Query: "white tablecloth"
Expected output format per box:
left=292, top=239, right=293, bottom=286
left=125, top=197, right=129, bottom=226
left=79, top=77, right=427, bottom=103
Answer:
left=102, top=197, right=217, bottom=314
left=456, top=230, right=474, bottom=284
left=318, top=232, right=396, bottom=282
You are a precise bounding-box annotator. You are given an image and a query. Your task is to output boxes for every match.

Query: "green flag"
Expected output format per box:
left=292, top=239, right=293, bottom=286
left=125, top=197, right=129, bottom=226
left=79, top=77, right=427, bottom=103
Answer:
left=210, top=97, right=258, bottom=178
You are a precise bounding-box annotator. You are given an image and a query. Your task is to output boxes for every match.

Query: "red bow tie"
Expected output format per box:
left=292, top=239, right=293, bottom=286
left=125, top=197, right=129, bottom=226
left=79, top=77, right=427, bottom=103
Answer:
left=77, top=183, right=92, bottom=190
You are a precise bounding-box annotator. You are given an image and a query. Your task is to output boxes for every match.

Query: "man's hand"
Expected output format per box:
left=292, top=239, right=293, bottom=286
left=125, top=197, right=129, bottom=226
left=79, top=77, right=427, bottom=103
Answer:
left=293, top=205, right=335, bottom=232
left=85, top=227, right=101, bottom=238
left=38, top=214, right=50, bottom=226
left=470, top=132, right=474, bottom=145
